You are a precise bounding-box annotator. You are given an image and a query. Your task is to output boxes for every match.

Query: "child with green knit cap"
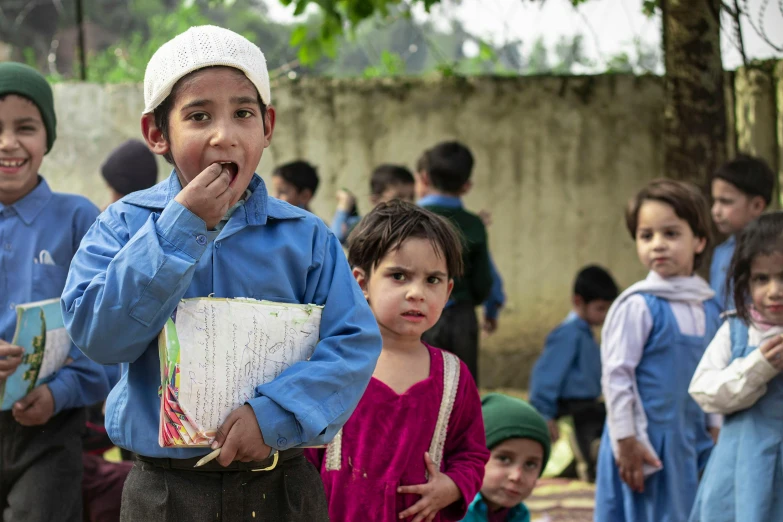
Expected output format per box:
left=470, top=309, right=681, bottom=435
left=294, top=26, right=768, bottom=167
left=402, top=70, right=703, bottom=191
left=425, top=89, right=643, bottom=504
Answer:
left=0, top=62, right=109, bottom=521
left=462, top=393, right=551, bottom=522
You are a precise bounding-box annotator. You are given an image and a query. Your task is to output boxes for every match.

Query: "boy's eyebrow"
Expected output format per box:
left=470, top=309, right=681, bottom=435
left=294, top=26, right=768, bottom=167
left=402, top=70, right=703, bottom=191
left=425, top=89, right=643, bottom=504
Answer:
left=180, top=99, right=211, bottom=111
left=428, top=270, right=448, bottom=278
left=231, top=96, right=259, bottom=106
left=13, top=117, right=40, bottom=124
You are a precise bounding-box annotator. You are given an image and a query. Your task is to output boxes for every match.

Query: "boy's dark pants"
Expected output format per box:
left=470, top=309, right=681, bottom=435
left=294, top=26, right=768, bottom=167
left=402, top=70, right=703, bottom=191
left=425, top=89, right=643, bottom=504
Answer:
left=121, top=449, right=328, bottom=522
left=1, top=408, right=86, bottom=522
left=558, top=399, right=606, bottom=480
left=422, top=301, right=479, bottom=384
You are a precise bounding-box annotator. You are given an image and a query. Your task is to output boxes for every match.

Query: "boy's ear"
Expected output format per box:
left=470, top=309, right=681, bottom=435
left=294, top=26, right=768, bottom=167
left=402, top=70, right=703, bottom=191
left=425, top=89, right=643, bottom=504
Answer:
left=300, top=188, right=314, bottom=205
left=572, top=294, right=585, bottom=308
left=749, top=195, right=766, bottom=217
left=694, top=236, right=707, bottom=255
left=262, top=106, right=276, bottom=149
left=352, top=267, right=370, bottom=299
left=446, top=278, right=454, bottom=299
left=458, top=180, right=473, bottom=196
left=141, top=113, right=170, bottom=156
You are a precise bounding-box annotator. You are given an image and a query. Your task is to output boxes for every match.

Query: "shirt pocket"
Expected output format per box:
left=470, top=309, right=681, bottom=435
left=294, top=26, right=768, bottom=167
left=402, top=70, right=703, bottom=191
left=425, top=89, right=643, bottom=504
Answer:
left=31, top=263, right=70, bottom=302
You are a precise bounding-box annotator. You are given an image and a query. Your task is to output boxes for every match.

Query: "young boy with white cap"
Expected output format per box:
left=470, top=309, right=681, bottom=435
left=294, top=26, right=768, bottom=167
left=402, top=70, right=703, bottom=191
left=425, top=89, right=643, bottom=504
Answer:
left=61, top=25, right=382, bottom=521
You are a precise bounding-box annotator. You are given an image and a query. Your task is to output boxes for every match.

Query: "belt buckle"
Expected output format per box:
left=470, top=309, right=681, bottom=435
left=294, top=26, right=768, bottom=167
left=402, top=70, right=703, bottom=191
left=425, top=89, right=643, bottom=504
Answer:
left=251, top=451, right=279, bottom=472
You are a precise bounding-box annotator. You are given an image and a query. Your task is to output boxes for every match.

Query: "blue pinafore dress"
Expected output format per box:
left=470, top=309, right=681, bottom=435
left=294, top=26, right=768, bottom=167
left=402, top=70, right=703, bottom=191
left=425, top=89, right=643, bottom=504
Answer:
left=689, top=317, right=783, bottom=522
left=594, top=294, right=720, bottom=522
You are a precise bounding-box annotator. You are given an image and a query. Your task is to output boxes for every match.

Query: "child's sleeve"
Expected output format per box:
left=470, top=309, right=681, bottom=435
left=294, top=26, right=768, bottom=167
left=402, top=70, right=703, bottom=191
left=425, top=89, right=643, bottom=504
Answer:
left=46, top=344, right=110, bottom=413
left=602, top=295, right=653, bottom=442
left=62, top=201, right=210, bottom=364
left=46, top=200, right=110, bottom=412
left=249, top=230, right=382, bottom=451
left=529, top=328, right=579, bottom=420
left=689, top=322, right=779, bottom=414
left=439, top=362, right=491, bottom=521
left=483, top=256, right=505, bottom=320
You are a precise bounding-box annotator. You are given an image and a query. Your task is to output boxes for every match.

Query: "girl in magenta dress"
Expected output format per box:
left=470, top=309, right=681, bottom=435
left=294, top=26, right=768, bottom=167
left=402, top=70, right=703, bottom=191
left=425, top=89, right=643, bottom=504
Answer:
left=305, top=201, right=489, bottom=522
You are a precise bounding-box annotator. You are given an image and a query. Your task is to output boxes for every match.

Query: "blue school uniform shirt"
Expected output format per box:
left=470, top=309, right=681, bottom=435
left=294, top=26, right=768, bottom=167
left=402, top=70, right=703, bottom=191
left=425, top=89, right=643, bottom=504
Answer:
left=710, top=235, right=735, bottom=311
left=417, top=195, right=506, bottom=319
left=461, top=493, right=530, bottom=522
left=528, top=312, right=601, bottom=420
left=61, top=172, right=382, bottom=459
left=330, top=208, right=361, bottom=245
left=0, top=177, right=109, bottom=413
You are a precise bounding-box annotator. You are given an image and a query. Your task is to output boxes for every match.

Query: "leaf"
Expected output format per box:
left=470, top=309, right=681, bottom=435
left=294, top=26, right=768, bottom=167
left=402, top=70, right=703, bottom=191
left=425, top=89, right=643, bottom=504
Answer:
left=290, top=25, right=309, bottom=47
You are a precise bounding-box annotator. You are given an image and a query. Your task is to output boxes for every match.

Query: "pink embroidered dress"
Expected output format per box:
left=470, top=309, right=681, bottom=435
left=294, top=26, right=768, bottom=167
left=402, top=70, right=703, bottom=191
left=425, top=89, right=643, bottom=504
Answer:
left=305, top=344, right=490, bottom=521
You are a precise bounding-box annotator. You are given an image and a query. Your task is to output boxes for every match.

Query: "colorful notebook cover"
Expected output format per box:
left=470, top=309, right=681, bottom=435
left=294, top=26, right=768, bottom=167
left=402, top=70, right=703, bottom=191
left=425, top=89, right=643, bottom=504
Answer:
left=158, top=297, right=322, bottom=447
left=0, top=298, right=72, bottom=410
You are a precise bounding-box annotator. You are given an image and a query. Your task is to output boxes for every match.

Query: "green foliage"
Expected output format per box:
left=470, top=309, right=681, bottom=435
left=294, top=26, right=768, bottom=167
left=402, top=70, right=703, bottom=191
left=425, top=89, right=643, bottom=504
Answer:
left=85, top=4, right=211, bottom=83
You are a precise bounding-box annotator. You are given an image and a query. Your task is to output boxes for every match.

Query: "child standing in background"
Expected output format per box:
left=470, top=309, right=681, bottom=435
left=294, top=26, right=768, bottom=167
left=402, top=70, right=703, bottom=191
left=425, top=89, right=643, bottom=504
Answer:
left=416, top=141, right=493, bottom=383
left=307, top=200, right=489, bottom=522
left=461, top=394, right=551, bottom=522
left=0, top=62, right=109, bottom=522
left=689, top=212, right=783, bottom=522
left=594, top=179, right=721, bottom=522
left=331, top=163, right=415, bottom=244
left=270, top=159, right=319, bottom=212
left=529, top=264, right=618, bottom=481
left=710, top=154, right=774, bottom=311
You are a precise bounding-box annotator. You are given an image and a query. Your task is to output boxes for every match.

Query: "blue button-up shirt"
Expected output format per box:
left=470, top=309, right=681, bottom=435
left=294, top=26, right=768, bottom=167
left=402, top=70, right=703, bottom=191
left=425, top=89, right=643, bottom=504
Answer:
left=528, top=312, right=601, bottom=420
left=0, top=177, right=109, bottom=413
left=417, top=195, right=506, bottom=319
left=710, top=235, right=736, bottom=312
left=62, top=172, right=382, bottom=458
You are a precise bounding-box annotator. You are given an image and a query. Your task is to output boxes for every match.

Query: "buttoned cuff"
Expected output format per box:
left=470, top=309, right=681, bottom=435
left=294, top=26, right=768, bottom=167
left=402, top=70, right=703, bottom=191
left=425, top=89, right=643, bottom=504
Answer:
left=156, top=200, right=210, bottom=260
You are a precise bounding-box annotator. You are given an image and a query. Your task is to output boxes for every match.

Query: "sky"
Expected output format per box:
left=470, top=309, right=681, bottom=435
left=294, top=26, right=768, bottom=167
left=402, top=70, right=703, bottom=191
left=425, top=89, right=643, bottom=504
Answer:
left=263, top=0, right=783, bottom=72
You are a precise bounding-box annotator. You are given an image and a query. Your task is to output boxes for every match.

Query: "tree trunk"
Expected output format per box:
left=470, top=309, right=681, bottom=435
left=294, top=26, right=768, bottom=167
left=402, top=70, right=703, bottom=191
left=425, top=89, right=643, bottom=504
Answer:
left=660, top=0, right=727, bottom=191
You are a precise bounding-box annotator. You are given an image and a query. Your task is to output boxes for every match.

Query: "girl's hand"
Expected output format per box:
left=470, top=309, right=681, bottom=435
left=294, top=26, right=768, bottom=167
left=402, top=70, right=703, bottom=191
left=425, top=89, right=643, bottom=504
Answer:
left=760, top=335, right=783, bottom=372
left=397, top=452, right=461, bottom=522
left=616, top=437, right=661, bottom=493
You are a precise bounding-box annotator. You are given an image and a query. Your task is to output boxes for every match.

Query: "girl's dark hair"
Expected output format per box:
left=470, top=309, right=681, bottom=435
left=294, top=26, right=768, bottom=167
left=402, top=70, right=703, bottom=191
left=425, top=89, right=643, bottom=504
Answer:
left=625, top=179, right=712, bottom=271
left=730, top=212, right=783, bottom=324
left=347, top=200, right=464, bottom=278
left=153, top=67, right=267, bottom=165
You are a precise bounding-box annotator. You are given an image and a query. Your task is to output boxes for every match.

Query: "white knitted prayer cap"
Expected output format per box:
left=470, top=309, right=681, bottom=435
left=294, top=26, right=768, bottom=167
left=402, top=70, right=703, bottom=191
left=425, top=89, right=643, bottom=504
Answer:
left=142, top=25, right=271, bottom=115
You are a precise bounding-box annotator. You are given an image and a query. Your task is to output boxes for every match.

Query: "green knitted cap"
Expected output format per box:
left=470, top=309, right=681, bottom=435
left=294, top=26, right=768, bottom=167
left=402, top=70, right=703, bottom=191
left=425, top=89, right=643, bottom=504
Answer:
left=0, top=62, right=57, bottom=153
left=481, top=393, right=551, bottom=476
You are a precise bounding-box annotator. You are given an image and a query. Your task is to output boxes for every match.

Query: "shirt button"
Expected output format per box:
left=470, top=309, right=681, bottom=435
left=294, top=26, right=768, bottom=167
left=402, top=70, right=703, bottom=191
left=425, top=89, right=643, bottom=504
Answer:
left=195, top=234, right=207, bottom=246
left=8, top=303, right=15, bottom=310
left=3, top=243, right=10, bottom=251
left=277, top=437, right=287, bottom=447
left=214, top=242, right=221, bottom=249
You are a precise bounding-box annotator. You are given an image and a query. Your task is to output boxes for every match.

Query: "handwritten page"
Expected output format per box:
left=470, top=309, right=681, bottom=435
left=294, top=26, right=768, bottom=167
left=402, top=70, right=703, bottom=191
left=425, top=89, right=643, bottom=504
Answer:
left=170, top=298, right=321, bottom=442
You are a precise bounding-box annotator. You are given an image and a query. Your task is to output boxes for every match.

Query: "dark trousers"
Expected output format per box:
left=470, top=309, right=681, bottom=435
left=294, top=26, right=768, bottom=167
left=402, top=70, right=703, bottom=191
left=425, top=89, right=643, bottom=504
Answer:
left=1, top=408, right=86, bottom=522
left=422, top=301, right=479, bottom=384
left=121, top=451, right=328, bottom=522
left=558, top=399, right=606, bottom=480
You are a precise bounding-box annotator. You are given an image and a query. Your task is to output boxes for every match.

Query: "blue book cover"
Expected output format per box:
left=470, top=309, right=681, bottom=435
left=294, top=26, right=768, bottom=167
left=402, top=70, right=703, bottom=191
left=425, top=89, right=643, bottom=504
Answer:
left=0, top=298, right=71, bottom=410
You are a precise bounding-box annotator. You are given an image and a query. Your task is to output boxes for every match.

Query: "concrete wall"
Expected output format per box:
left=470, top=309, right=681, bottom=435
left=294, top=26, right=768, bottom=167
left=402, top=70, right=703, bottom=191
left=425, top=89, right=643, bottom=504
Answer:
left=39, top=71, right=774, bottom=388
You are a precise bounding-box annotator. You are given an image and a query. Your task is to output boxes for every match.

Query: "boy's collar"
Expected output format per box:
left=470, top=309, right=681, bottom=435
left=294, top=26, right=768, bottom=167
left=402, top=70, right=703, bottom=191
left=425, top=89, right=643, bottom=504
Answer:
left=417, top=194, right=463, bottom=208
left=0, top=176, right=53, bottom=225
left=122, top=170, right=307, bottom=224
left=469, top=493, right=529, bottom=518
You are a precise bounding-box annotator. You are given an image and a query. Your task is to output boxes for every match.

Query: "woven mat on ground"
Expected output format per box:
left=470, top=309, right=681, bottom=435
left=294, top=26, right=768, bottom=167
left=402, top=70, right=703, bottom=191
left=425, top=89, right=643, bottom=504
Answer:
left=528, top=478, right=595, bottom=522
